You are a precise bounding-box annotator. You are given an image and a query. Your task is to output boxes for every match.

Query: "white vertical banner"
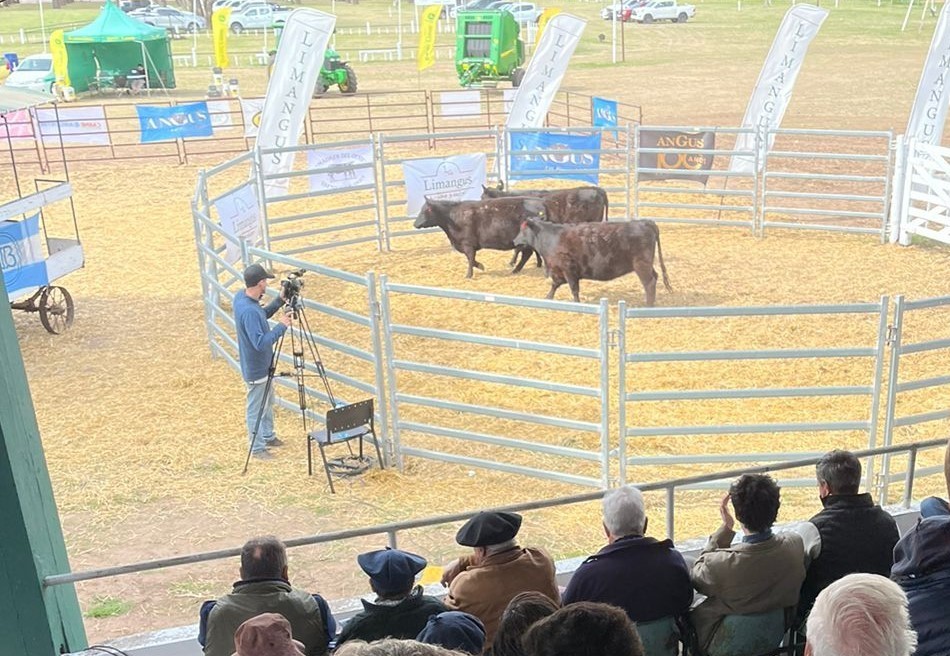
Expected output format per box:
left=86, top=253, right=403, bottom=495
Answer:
left=213, top=183, right=262, bottom=264
left=505, top=14, right=587, bottom=129
left=256, top=9, right=336, bottom=199
left=906, top=1, right=950, bottom=145
left=730, top=4, right=828, bottom=173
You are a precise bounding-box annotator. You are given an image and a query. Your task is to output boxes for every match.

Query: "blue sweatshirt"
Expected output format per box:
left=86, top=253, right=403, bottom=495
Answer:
left=233, top=289, right=287, bottom=382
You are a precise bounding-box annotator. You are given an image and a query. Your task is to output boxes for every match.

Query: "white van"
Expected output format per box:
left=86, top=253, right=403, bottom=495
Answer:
left=4, top=54, right=55, bottom=93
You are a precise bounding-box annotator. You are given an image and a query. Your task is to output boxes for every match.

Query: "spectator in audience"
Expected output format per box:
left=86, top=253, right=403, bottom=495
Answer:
left=336, top=547, right=447, bottom=647
left=795, top=450, right=899, bottom=627
left=522, top=601, right=644, bottom=656
left=333, top=639, right=468, bottom=656
left=440, top=511, right=559, bottom=644
left=891, top=515, right=950, bottom=656
left=232, top=613, right=305, bottom=656
left=198, top=536, right=335, bottom=656
left=805, top=573, right=917, bottom=656
left=561, top=485, right=692, bottom=623
left=689, top=474, right=806, bottom=652
left=417, top=611, right=486, bottom=655
left=920, top=437, right=950, bottom=517
left=490, top=592, right=559, bottom=656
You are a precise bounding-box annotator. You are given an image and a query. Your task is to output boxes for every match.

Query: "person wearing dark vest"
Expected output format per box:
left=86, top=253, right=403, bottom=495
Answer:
left=335, top=547, right=447, bottom=646
left=795, top=450, right=900, bottom=629
left=561, top=485, right=693, bottom=623
left=198, top=536, right=336, bottom=656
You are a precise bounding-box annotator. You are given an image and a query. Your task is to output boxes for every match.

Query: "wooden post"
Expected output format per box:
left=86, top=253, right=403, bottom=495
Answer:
left=0, top=282, right=86, bottom=654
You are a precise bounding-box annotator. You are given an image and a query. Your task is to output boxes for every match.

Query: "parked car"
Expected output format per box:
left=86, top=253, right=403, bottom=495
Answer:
left=628, top=0, right=695, bottom=22
left=449, top=0, right=495, bottom=18
left=504, top=2, right=542, bottom=23
left=601, top=0, right=642, bottom=20
left=228, top=4, right=291, bottom=32
left=3, top=53, right=54, bottom=93
left=119, top=0, right=152, bottom=12
left=619, top=0, right=649, bottom=21
left=139, top=6, right=207, bottom=31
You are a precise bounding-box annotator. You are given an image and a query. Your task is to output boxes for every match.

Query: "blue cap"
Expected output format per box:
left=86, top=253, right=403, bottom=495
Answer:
left=357, top=547, right=427, bottom=595
left=417, top=611, right=486, bottom=655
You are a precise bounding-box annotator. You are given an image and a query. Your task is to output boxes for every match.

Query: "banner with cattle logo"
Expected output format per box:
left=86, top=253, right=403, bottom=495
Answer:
left=240, top=98, right=263, bottom=138
left=730, top=4, right=827, bottom=174
left=257, top=9, right=336, bottom=199
left=307, top=144, right=375, bottom=192
left=213, top=183, right=261, bottom=265
left=402, top=153, right=487, bottom=216
left=906, top=1, right=950, bottom=145
left=508, top=131, right=601, bottom=184
left=506, top=13, right=587, bottom=129
left=638, top=129, right=715, bottom=184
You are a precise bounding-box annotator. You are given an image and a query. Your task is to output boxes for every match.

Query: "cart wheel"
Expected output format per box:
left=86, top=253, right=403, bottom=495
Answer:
left=39, top=286, right=75, bottom=334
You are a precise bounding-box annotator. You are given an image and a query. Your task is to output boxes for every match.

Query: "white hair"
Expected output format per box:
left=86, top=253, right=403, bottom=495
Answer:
left=484, top=539, right=517, bottom=555
left=806, top=573, right=917, bottom=656
left=602, top=486, right=646, bottom=538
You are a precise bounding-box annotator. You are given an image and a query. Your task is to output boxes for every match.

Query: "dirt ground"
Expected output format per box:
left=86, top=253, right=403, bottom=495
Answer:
left=5, top=0, right=950, bottom=644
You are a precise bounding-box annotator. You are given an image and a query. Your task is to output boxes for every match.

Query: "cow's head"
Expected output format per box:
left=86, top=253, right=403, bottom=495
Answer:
left=513, top=218, right=539, bottom=248
left=481, top=184, right=503, bottom=200
left=414, top=199, right=440, bottom=229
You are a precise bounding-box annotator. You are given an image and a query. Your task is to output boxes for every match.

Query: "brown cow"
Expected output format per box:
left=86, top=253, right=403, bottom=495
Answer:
left=414, top=197, right=546, bottom=278
left=513, top=218, right=672, bottom=305
left=481, top=182, right=609, bottom=224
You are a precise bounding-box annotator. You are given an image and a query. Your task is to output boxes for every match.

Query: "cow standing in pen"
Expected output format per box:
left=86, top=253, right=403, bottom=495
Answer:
left=514, top=218, right=672, bottom=306
left=481, top=182, right=609, bottom=224
left=413, top=197, right=546, bottom=278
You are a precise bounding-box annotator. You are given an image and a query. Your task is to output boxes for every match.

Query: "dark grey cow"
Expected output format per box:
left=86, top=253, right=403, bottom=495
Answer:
left=481, top=182, right=609, bottom=224
left=414, top=197, right=546, bottom=278
left=514, top=218, right=672, bottom=305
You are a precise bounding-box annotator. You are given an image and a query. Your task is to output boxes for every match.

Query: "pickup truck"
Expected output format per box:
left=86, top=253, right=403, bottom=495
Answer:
left=628, top=0, right=695, bottom=23
left=228, top=4, right=291, bottom=32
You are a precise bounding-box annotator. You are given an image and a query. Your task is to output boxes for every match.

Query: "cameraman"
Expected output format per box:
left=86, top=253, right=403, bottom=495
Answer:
left=234, top=263, right=292, bottom=460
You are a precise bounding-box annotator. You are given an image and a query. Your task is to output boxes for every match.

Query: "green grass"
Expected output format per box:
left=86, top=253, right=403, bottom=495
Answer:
left=84, top=596, right=133, bottom=619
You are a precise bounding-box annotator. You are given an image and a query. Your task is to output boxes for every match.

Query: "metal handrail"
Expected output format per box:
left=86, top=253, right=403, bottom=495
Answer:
left=42, top=437, right=946, bottom=588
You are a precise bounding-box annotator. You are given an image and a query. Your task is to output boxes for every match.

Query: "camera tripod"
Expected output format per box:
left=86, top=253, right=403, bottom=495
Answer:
left=242, top=289, right=336, bottom=474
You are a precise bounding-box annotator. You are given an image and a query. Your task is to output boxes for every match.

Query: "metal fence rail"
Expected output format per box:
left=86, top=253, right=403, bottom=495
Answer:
left=617, top=299, right=891, bottom=487
left=380, top=278, right=611, bottom=488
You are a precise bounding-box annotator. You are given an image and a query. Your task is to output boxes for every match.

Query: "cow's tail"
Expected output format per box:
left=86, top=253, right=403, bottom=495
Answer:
left=602, top=191, right=609, bottom=222
left=648, top=220, right=672, bottom=292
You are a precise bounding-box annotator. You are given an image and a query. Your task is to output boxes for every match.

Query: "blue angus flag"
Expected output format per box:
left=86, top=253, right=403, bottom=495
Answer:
left=509, top=131, right=602, bottom=184
left=592, top=97, right=618, bottom=138
left=137, top=102, right=213, bottom=143
left=0, top=213, right=48, bottom=297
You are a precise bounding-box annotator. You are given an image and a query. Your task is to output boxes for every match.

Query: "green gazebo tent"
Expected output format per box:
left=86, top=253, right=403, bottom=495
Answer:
left=64, top=1, right=176, bottom=93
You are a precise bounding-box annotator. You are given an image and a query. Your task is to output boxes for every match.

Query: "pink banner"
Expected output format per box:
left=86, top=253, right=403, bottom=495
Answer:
left=0, top=109, right=35, bottom=140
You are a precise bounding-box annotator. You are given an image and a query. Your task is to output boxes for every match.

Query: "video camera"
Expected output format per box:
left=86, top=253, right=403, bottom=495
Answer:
left=281, top=269, right=306, bottom=307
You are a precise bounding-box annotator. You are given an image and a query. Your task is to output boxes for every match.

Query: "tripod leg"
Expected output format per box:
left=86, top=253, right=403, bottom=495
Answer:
left=243, top=329, right=285, bottom=474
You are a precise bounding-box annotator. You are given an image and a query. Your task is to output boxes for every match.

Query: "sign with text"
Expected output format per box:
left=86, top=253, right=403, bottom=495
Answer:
left=0, top=213, right=48, bottom=298
left=509, top=131, right=601, bottom=184
left=213, top=183, right=261, bottom=265
left=307, top=144, right=375, bottom=192
left=403, top=153, right=487, bottom=216
left=906, top=1, right=950, bottom=145
left=36, top=106, right=109, bottom=146
left=638, top=129, right=716, bottom=184
left=136, top=102, right=213, bottom=143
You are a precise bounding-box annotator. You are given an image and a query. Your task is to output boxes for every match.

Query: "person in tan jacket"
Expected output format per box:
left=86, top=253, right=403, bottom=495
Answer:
left=689, top=474, right=806, bottom=652
left=440, top=511, right=560, bottom=645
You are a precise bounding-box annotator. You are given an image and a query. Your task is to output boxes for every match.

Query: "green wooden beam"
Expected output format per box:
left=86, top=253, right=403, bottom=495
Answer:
left=0, top=279, right=86, bottom=654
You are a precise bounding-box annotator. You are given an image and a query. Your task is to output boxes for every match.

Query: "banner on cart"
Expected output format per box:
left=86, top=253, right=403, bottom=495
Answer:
left=0, top=213, right=48, bottom=297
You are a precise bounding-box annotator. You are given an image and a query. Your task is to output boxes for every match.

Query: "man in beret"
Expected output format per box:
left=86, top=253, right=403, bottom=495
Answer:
left=335, top=547, right=447, bottom=646
left=234, top=262, right=292, bottom=460
left=440, top=511, right=559, bottom=644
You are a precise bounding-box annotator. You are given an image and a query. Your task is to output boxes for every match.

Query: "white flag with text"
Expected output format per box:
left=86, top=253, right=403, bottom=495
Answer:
left=906, top=1, right=950, bottom=145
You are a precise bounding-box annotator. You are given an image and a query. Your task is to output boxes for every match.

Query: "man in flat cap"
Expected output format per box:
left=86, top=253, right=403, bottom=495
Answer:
left=335, top=547, right=447, bottom=646
left=440, top=511, right=559, bottom=644
left=234, top=262, right=291, bottom=460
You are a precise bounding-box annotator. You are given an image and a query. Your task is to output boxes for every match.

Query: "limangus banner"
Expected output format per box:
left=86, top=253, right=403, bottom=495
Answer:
left=638, top=129, right=716, bottom=184
left=906, top=0, right=950, bottom=145
left=506, top=13, right=587, bottom=129
left=729, top=4, right=828, bottom=174
left=256, top=8, right=336, bottom=199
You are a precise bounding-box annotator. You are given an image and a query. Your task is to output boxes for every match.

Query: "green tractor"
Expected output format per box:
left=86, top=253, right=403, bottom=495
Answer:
left=315, top=47, right=358, bottom=95
left=455, top=10, right=525, bottom=88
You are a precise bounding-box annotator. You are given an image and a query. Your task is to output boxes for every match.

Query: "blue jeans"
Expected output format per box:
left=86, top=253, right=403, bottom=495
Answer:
left=920, top=496, right=950, bottom=518
left=246, top=379, right=276, bottom=453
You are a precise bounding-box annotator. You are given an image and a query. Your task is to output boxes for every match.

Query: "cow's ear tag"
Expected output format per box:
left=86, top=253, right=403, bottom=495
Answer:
left=521, top=221, right=528, bottom=230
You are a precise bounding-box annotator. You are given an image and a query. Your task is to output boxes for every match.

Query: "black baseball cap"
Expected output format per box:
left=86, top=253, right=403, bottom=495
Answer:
left=244, top=263, right=275, bottom=287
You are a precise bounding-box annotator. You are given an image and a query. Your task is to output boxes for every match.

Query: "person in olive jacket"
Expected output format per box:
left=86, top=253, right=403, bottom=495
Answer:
left=335, top=547, right=447, bottom=646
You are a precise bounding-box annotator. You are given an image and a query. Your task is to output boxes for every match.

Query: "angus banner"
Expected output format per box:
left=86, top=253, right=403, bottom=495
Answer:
left=136, top=102, right=213, bottom=143
left=506, top=13, right=586, bottom=129
left=257, top=8, right=336, bottom=199
left=730, top=4, right=828, bottom=174
left=509, top=131, right=601, bottom=184
left=638, top=129, right=715, bottom=184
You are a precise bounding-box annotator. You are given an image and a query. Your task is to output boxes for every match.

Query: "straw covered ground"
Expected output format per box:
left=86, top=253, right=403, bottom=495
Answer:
left=4, top=0, right=950, bottom=643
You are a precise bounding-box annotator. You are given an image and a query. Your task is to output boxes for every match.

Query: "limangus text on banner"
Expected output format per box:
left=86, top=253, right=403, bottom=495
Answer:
left=729, top=4, right=827, bottom=174
left=256, top=8, right=336, bottom=199
left=505, top=14, right=586, bottom=129
left=906, top=1, right=950, bottom=145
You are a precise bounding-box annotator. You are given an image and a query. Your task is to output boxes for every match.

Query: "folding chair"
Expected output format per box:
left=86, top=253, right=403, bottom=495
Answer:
left=635, top=615, right=682, bottom=656
left=703, top=606, right=794, bottom=656
left=307, top=398, right=384, bottom=493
